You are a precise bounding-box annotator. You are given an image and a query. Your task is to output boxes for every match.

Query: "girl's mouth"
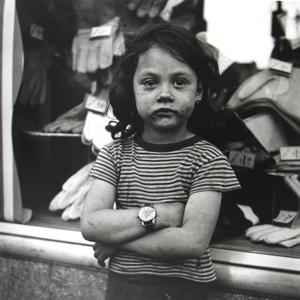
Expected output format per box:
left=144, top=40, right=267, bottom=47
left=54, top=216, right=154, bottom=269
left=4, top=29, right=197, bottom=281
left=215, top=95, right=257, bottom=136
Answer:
left=154, top=108, right=177, bottom=116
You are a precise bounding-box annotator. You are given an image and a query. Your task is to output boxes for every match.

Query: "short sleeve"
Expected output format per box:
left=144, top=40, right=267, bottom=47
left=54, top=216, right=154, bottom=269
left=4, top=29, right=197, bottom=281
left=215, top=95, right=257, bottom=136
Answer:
left=190, top=154, right=241, bottom=195
left=89, top=144, right=118, bottom=187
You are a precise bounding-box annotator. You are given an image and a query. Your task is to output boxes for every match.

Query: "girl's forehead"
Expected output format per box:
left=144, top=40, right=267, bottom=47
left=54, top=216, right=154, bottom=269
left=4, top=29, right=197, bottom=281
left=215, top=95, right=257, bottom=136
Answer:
left=136, top=46, right=190, bottom=71
left=139, top=45, right=179, bottom=61
left=134, top=47, right=198, bottom=80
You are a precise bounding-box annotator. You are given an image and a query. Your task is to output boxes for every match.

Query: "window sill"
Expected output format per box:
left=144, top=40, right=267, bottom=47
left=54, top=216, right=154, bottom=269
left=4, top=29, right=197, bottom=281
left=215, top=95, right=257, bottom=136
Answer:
left=0, top=222, right=99, bottom=270
left=1, top=221, right=300, bottom=272
left=1, top=221, right=300, bottom=298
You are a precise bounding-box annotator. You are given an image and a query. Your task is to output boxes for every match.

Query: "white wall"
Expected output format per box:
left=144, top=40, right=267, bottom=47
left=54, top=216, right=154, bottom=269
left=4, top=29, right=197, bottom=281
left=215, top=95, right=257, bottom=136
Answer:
left=204, top=0, right=300, bottom=68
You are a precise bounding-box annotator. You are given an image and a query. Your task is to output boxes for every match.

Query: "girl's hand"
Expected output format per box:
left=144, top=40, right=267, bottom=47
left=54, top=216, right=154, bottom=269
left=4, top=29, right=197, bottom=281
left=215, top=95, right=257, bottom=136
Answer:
left=93, top=242, right=119, bottom=267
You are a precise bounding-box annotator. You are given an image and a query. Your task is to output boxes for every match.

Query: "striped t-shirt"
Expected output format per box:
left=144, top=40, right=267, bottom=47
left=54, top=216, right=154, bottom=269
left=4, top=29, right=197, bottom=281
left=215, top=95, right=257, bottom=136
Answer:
left=90, top=134, right=240, bottom=282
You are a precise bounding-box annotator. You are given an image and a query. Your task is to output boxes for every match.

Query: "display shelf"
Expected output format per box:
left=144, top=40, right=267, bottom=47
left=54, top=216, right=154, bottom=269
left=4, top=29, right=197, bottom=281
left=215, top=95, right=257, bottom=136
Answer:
left=212, top=235, right=300, bottom=260
left=23, top=130, right=82, bottom=138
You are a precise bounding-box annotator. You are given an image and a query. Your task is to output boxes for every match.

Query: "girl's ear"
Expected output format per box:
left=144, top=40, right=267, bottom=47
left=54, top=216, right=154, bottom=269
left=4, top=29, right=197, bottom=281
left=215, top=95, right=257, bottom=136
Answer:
left=195, top=83, right=203, bottom=103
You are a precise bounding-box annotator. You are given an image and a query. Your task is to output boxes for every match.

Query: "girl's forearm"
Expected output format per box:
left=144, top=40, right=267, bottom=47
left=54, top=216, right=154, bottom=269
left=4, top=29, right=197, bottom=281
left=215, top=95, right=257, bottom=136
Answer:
left=81, top=203, right=183, bottom=245
left=121, top=226, right=209, bottom=260
left=81, top=208, right=145, bottom=244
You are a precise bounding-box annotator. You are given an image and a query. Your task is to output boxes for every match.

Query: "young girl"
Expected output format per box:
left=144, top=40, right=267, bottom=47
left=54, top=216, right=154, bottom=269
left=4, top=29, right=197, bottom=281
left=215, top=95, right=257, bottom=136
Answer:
left=81, top=23, right=240, bottom=300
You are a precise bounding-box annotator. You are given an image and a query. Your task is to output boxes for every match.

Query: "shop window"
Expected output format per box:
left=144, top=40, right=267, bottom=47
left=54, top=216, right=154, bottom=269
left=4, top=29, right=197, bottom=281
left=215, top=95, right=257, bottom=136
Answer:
left=1, top=0, right=300, bottom=258
left=4, top=0, right=94, bottom=230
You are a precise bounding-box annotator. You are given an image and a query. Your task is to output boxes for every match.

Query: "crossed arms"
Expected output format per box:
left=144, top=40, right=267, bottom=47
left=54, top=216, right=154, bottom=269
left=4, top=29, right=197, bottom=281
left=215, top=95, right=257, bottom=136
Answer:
left=81, top=178, right=221, bottom=265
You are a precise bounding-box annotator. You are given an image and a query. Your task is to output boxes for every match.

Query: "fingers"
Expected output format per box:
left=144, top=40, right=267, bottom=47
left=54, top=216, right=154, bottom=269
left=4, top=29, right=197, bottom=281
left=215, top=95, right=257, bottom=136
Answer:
left=94, top=250, right=106, bottom=267
left=126, top=0, right=167, bottom=18
left=93, top=245, right=106, bottom=267
left=76, top=48, right=88, bottom=73
left=86, top=46, right=100, bottom=73
left=93, top=246, right=105, bottom=266
left=127, top=0, right=142, bottom=11
left=97, top=257, right=106, bottom=267
left=92, top=242, right=99, bottom=250
left=136, top=0, right=154, bottom=18
left=71, top=39, right=78, bottom=71
left=113, top=31, right=125, bottom=56
left=94, top=248, right=100, bottom=259
left=72, top=32, right=90, bottom=73
left=150, top=0, right=168, bottom=18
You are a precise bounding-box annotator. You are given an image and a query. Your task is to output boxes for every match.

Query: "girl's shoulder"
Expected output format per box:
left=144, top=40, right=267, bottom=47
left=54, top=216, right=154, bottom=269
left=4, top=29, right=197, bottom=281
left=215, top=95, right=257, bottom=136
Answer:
left=102, top=135, right=136, bottom=154
left=194, top=138, right=224, bottom=155
left=192, top=138, right=228, bottom=162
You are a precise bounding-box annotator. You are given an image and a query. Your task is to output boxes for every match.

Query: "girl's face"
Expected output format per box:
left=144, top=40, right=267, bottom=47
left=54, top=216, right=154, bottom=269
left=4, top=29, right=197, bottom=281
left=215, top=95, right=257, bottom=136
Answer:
left=133, top=46, right=200, bottom=141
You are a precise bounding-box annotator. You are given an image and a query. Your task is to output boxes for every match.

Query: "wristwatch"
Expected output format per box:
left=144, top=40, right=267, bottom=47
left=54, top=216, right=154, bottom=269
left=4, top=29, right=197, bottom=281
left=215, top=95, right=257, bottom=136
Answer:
left=138, top=205, right=156, bottom=230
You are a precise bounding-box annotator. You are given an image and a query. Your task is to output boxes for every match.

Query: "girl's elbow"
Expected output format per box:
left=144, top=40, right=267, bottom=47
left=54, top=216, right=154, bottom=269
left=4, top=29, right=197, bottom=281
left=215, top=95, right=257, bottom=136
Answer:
left=80, top=219, right=117, bottom=244
left=191, top=240, right=210, bottom=257
left=80, top=219, right=96, bottom=242
left=81, top=229, right=93, bottom=242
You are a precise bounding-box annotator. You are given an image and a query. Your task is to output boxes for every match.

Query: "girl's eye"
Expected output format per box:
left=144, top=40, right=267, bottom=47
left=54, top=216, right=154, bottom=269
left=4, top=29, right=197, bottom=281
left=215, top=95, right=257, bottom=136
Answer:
left=141, top=79, right=157, bottom=88
left=173, top=79, right=189, bottom=88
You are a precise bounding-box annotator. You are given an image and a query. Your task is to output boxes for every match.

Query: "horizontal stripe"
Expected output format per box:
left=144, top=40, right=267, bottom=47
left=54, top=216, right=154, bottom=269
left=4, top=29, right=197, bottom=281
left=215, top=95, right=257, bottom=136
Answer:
left=90, top=135, right=240, bottom=282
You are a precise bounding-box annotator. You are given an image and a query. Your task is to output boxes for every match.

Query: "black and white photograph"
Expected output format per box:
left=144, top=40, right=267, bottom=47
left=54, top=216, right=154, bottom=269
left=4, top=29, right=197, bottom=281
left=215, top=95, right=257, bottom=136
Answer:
left=0, top=1, right=300, bottom=299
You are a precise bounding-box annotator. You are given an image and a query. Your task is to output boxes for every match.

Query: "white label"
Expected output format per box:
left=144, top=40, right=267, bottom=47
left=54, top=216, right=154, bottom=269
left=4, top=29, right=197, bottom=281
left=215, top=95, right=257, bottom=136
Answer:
left=289, top=36, right=300, bottom=50
left=280, top=146, right=300, bottom=161
left=228, top=151, right=256, bottom=169
left=269, top=58, right=293, bottom=75
left=84, top=93, right=108, bottom=114
left=30, top=24, right=44, bottom=40
left=273, top=210, right=298, bottom=224
left=90, top=25, right=112, bottom=39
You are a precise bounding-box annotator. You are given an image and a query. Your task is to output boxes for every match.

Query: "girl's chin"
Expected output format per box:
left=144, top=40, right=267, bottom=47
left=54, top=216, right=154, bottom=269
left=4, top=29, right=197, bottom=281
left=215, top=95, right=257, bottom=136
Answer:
left=152, top=121, right=183, bottom=132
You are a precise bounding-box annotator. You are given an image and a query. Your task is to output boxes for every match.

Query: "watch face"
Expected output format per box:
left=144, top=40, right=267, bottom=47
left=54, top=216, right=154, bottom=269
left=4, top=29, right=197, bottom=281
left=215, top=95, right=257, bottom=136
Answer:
left=139, top=206, right=156, bottom=222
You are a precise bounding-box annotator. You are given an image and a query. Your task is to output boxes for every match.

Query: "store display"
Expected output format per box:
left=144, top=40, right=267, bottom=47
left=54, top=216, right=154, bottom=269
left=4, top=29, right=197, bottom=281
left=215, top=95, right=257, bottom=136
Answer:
left=245, top=223, right=300, bottom=247
left=17, top=48, right=49, bottom=107
left=227, top=68, right=300, bottom=124
left=245, top=224, right=282, bottom=242
left=280, top=235, right=300, bottom=247
left=3, top=2, right=300, bottom=299
left=265, top=226, right=300, bottom=244
left=71, top=16, right=122, bottom=73
left=81, top=110, right=114, bottom=153
left=42, top=102, right=86, bottom=133
left=226, top=65, right=300, bottom=184
left=49, top=162, right=93, bottom=220
left=207, top=62, right=258, bottom=113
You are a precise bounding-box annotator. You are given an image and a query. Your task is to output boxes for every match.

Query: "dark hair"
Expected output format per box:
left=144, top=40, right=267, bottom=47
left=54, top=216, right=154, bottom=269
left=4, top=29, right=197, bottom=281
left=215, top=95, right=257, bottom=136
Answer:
left=107, top=22, right=219, bottom=139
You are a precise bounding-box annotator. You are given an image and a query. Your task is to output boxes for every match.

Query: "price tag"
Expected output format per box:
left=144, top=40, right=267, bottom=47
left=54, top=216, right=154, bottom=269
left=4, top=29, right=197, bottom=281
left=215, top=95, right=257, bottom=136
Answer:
left=84, top=93, right=109, bottom=114
left=280, top=146, right=300, bottom=161
left=90, top=25, right=112, bottom=39
left=289, top=36, right=300, bottom=50
left=30, top=24, right=44, bottom=40
left=269, top=58, right=293, bottom=76
left=273, top=210, right=298, bottom=225
left=228, top=151, right=256, bottom=169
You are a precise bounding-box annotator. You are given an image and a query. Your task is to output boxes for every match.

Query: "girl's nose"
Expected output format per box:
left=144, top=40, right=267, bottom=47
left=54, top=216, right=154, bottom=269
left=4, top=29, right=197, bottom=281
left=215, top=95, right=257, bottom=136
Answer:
left=156, top=84, right=174, bottom=102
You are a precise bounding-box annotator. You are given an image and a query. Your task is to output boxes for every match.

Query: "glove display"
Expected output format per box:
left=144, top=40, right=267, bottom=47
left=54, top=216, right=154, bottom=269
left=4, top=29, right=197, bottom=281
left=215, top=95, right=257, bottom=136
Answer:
left=81, top=68, right=115, bottom=153
left=245, top=223, right=300, bottom=247
left=17, top=47, right=49, bottom=107
left=49, top=162, right=93, bottom=220
left=42, top=102, right=86, bottom=134
left=81, top=109, right=114, bottom=154
left=71, top=16, right=123, bottom=73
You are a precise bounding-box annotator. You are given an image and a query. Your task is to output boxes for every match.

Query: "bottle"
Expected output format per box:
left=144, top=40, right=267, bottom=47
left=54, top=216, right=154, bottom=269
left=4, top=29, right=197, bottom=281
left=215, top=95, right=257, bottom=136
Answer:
left=271, top=1, right=286, bottom=40
left=270, top=2, right=293, bottom=62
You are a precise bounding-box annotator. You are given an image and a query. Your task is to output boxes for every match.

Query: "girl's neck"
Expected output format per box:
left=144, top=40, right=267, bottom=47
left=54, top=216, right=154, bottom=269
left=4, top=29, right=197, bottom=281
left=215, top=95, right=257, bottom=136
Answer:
left=141, top=128, right=195, bottom=144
